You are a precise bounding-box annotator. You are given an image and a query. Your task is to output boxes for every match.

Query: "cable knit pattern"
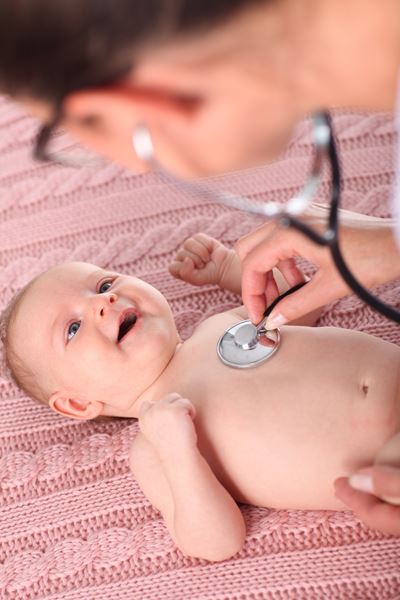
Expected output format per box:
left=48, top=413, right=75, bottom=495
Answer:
left=0, top=94, right=399, bottom=599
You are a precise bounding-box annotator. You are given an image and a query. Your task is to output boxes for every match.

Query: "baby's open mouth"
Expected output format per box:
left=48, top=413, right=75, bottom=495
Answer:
left=117, top=311, right=138, bottom=342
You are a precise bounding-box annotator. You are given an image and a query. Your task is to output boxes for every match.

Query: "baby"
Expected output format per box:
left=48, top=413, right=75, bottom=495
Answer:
left=1, top=233, right=399, bottom=562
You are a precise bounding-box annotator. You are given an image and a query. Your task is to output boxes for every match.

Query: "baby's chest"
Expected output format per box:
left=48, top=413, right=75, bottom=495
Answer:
left=176, top=365, right=282, bottom=452
left=173, top=350, right=351, bottom=466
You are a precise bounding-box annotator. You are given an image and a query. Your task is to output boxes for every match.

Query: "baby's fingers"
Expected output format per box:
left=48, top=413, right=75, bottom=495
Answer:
left=138, top=398, right=155, bottom=420
left=161, top=393, right=197, bottom=418
left=174, top=396, right=197, bottom=419
left=181, top=256, right=197, bottom=280
left=175, top=247, right=205, bottom=269
left=183, top=235, right=212, bottom=263
left=169, top=260, right=183, bottom=279
left=169, top=256, right=197, bottom=280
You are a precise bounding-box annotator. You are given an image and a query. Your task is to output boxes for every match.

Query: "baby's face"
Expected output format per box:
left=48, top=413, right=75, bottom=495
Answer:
left=11, top=262, right=180, bottom=414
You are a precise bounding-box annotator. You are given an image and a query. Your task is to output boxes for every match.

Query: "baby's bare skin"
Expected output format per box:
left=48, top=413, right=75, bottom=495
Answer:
left=146, top=311, right=399, bottom=510
left=7, top=227, right=400, bottom=561
left=129, top=232, right=400, bottom=560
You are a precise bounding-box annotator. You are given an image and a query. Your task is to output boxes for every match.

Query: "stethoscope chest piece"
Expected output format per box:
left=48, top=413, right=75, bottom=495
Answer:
left=217, top=320, right=281, bottom=369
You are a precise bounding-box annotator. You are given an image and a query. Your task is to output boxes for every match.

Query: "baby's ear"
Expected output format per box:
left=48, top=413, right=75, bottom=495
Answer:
left=49, top=391, right=104, bottom=420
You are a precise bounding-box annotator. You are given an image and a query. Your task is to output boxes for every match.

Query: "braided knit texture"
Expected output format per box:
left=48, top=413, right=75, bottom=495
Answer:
left=0, top=95, right=399, bottom=599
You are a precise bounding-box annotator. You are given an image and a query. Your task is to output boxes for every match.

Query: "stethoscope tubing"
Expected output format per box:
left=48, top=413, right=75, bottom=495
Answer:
left=132, top=114, right=400, bottom=324
left=276, top=113, right=400, bottom=324
left=262, top=281, right=307, bottom=321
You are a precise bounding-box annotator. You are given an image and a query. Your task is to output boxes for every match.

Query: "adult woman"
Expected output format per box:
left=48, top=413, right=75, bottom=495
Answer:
left=0, top=0, right=399, bottom=533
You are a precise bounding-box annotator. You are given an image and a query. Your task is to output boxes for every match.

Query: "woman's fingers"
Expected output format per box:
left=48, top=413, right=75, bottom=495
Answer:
left=265, top=273, right=337, bottom=328
left=334, top=474, right=400, bottom=536
left=276, top=258, right=306, bottom=288
left=241, top=267, right=270, bottom=323
left=236, top=217, right=348, bottom=323
left=351, top=466, right=400, bottom=502
left=264, top=270, right=280, bottom=310
left=239, top=248, right=320, bottom=325
left=238, top=228, right=303, bottom=322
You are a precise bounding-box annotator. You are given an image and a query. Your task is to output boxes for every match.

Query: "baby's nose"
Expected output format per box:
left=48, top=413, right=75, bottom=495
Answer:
left=94, top=292, right=118, bottom=317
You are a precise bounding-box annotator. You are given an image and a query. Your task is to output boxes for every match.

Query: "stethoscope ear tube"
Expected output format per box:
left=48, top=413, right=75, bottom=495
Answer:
left=133, top=115, right=400, bottom=325
left=263, top=281, right=308, bottom=319
left=278, top=113, right=400, bottom=324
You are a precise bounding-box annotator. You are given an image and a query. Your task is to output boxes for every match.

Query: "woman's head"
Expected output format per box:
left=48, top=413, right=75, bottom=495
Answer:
left=0, top=0, right=260, bottom=104
left=1, top=0, right=399, bottom=176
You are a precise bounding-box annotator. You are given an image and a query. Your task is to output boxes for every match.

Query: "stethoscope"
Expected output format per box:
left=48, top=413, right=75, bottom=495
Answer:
left=133, top=111, right=400, bottom=369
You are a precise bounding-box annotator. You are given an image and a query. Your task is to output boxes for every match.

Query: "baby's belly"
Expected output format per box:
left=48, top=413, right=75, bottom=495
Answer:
left=196, top=328, right=400, bottom=510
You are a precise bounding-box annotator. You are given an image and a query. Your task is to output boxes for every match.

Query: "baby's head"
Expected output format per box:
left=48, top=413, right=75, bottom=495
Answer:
left=1, top=262, right=180, bottom=419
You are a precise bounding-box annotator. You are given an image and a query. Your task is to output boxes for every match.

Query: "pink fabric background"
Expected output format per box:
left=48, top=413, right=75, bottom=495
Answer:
left=0, top=95, right=399, bottom=599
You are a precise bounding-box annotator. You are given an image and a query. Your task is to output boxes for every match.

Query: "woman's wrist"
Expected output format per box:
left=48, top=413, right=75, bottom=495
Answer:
left=340, top=222, right=400, bottom=289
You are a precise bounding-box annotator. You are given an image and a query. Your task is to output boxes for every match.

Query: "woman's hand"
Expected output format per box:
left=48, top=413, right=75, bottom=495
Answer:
left=335, top=431, right=400, bottom=535
left=235, top=206, right=400, bottom=326
left=334, top=466, right=400, bottom=535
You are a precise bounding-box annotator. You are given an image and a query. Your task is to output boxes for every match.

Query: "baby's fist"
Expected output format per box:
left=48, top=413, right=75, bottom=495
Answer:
left=169, top=233, right=230, bottom=287
left=139, top=393, right=197, bottom=458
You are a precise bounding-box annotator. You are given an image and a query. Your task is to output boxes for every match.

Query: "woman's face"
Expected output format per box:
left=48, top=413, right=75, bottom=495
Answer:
left=23, top=0, right=400, bottom=177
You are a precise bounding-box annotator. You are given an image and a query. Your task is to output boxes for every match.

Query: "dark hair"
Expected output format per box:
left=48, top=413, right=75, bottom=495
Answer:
left=0, top=0, right=263, bottom=104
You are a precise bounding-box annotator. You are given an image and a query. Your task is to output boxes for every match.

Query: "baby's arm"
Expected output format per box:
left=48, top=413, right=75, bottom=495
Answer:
left=169, top=233, right=242, bottom=295
left=170, top=233, right=288, bottom=297
left=170, top=233, right=321, bottom=326
left=129, top=393, right=246, bottom=562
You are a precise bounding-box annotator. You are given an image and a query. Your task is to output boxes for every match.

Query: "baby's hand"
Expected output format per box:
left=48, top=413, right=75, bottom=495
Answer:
left=139, top=393, right=197, bottom=458
left=169, top=233, right=233, bottom=287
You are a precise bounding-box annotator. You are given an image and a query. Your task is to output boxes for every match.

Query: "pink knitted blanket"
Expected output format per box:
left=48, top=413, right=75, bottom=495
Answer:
left=0, top=95, right=399, bottom=599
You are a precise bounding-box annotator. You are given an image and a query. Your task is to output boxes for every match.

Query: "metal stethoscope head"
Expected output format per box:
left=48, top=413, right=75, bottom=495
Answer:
left=133, top=112, right=400, bottom=368
left=216, top=282, right=306, bottom=368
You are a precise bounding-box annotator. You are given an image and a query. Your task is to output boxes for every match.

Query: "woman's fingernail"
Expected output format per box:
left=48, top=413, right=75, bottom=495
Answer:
left=349, top=470, right=374, bottom=494
left=265, top=313, right=287, bottom=330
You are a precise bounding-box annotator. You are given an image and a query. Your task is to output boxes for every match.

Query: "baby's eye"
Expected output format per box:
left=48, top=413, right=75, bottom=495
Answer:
left=67, top=321, right=81, bottom=341
left=98, top=280, right=113, bottom=294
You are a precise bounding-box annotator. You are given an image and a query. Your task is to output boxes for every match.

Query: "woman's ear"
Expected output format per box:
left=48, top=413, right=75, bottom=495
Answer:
left=49, top=391, right=104, bottom=420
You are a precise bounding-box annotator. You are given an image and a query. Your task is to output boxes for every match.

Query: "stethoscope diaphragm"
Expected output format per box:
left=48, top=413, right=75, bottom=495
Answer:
left=217, top=320, right=280, bottom=368
left=217, top=281, right=307, bottom=369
